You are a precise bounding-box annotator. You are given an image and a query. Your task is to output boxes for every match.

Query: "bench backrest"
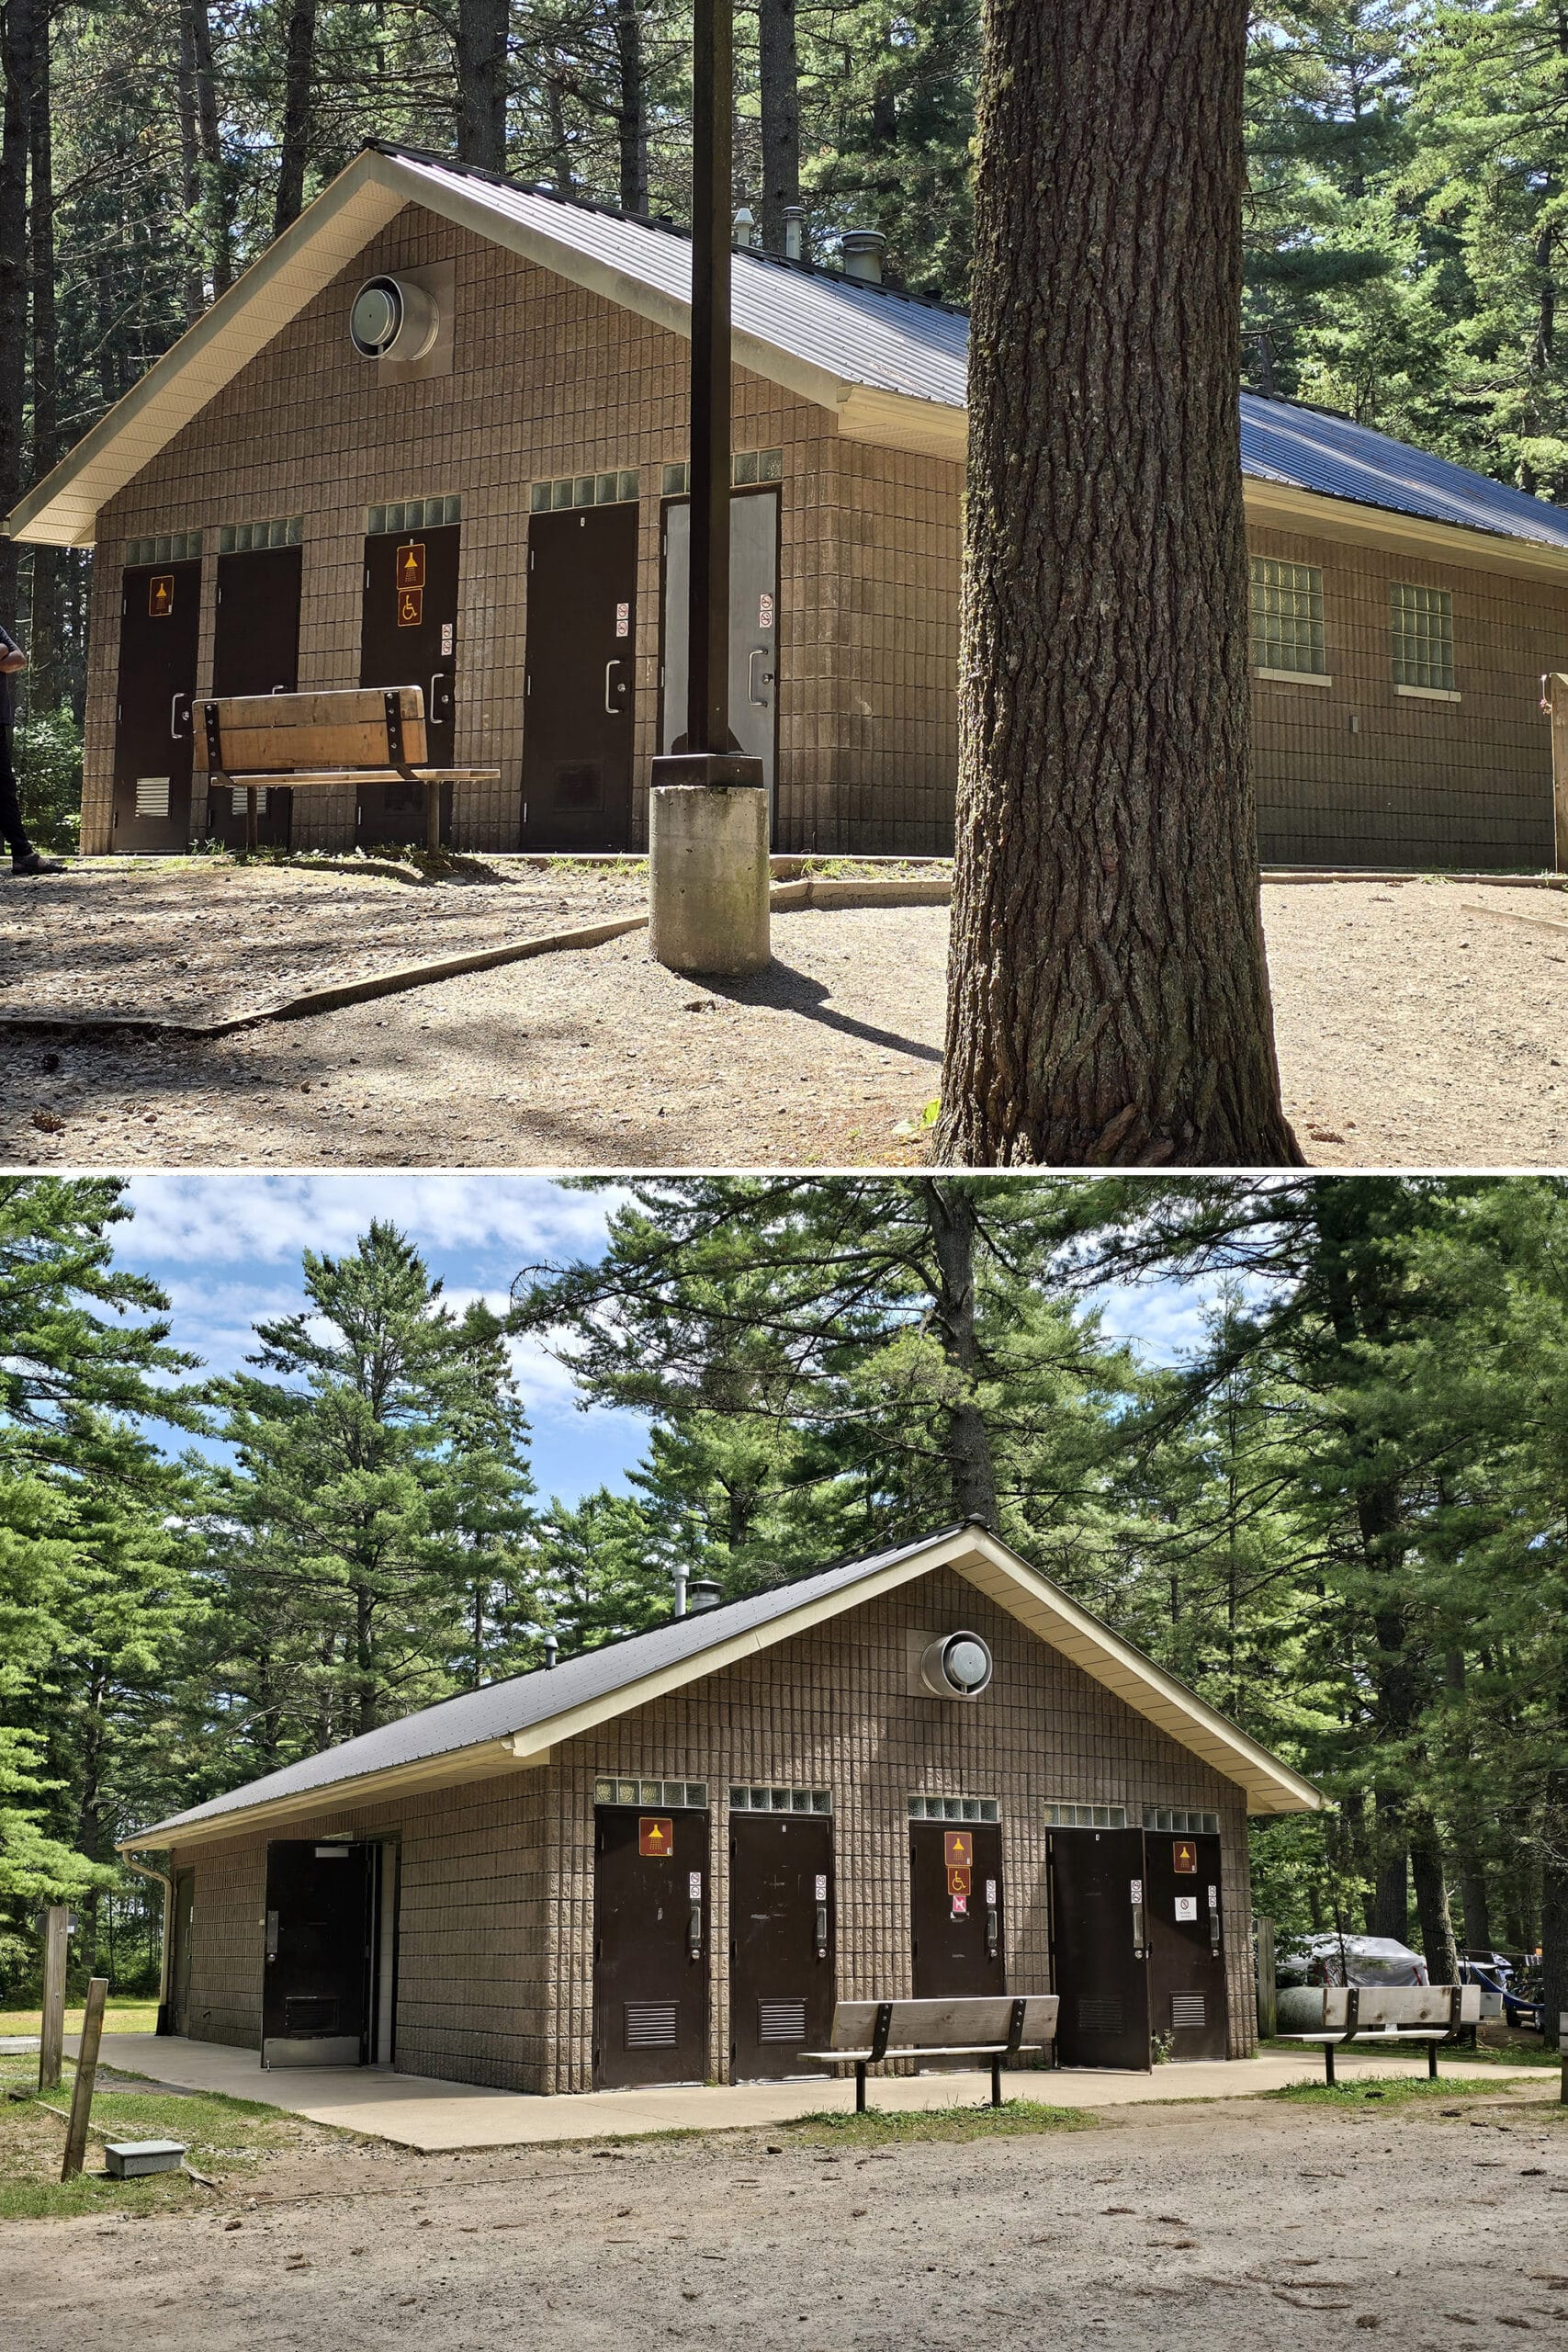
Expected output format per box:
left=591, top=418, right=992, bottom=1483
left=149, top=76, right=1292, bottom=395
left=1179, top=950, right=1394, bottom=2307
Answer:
left=828, top=1995, right=1058, bottom=2052
left=1320, top=1984, right=1480, bottom=2031
left=194, top=687, right=427, bottom=773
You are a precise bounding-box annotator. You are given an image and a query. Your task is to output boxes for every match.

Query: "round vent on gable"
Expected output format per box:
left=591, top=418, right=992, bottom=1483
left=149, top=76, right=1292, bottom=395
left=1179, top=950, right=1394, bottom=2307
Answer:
left=919, top=1631, right=993, bottom=1701
left=349, top=275, right=440, bottom=361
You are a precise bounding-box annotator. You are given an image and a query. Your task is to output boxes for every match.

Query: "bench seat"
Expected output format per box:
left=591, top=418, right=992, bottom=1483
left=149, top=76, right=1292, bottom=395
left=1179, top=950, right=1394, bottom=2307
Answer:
left=807, top=1995, right=1058, bottom=2112
left=196, top=688, right=499, bottom=851
left=1279, top=1984, right=1479, bottom=2084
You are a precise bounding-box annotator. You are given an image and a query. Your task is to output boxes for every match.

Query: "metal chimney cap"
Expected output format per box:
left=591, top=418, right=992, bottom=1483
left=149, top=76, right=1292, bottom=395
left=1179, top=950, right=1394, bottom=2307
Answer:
left=732, top=206, right=757, bottom=250
left=840, top=229, right=886, bottom=284
left=687, top=1577, right=724, bottom=1613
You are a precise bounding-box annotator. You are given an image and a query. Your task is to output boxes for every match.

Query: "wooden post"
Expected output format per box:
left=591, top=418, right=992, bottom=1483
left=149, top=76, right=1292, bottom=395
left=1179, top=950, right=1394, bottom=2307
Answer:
left=426, top=778, right=441, bottom=854
left=1256, top=1915, right=1278, bottom=2041
left=245, top=786, right=258, bottom=854
left=60, top=1976, right=107, bottom=2182
left=1543, top=674, right=1568, bottom=874
left=38, top=1905, right=68, bottom=2093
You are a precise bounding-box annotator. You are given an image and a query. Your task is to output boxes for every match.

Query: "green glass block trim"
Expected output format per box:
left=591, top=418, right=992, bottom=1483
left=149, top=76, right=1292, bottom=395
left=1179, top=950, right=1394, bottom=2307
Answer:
left=593, top=1776, right=707, bottom=1809
left=125, top=531, right=203, bottom=567
left=908, top=1792, right=999, bottom=1822
left=661, top=449, right=784, bottom=496
left=1043, top=1802, right=1129, bottom=1828
left=728, top=1785, right=832, bottom=1814
left=1390, top=581, right=1454, bottom=691
left=367, top=494, right=461, bottom=536
left=1142, top=1806, right=1220, bottom=1835
left=530, top=469, right=640, bottom=513
left=1249, top=556, right=1325, bottom=674
left=219, top=515, right=303, bottom=555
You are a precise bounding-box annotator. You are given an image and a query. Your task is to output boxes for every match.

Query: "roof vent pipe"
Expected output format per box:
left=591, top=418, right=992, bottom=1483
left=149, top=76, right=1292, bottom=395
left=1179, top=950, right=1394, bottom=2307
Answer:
left=840, top=230, right=886, bottom=285
left=544, top=1632, right=558, bottom=1669
left=732, top=206, right=757, bottom=251
left=672, top=1565, right=689, bottom=1620
left=687, top=1577, right=723, bottom=1614
left=783, top=205, right=807, bottom=263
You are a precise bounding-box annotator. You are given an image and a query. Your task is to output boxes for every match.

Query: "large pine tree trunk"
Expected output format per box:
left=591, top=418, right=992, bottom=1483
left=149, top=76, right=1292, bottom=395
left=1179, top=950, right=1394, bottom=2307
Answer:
left=758, top=0, right=800, bottom=254
left=938, top=0, right=1300, bottom=1168
left=1409, top=1812, right=1460, bottom=1987
left=456, top=0, right=508, bottom=172
left=0, top=0, right=35, bottom=619
left=1543, top=1701, right=1567, bottom=2052
left=28, top=3, right=57, bottom=706
left=186, top=0, right=231, bottom=295
left=920, top=1179, right=1000, bottom=1528
left=272, top=0, right=317, bottom=234
left=614, top=0, right=647, bottom=214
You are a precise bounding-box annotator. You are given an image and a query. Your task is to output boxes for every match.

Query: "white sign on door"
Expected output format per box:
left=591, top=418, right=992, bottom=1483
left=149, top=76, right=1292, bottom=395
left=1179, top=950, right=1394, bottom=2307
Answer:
left=814, top=1875, right=828, bottom=1901
left=615, top=601, right=630, bottom=638
left=688, top=1871, right=703, bottom=1899
left=758, top=592, right=773, bottom=630
left=1175, top=1894, right=1198, bottom=1922
left=440, top=622, right=455, bottom=656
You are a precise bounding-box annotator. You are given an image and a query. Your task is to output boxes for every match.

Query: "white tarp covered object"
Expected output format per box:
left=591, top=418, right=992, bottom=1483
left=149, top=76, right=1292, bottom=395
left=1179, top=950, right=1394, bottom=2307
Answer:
left=1278, top=1932, right=1429, bottom=1988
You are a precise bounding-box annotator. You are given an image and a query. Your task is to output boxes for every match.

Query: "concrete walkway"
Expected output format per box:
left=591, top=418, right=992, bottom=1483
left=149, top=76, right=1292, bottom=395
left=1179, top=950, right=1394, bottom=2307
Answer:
left=68, top=2032, right=1554, bottom=2154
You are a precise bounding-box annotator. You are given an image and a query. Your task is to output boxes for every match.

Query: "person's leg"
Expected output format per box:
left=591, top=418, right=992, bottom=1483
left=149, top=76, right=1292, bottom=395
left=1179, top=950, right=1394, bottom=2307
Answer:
left=0, top=726, right=34, bottom=863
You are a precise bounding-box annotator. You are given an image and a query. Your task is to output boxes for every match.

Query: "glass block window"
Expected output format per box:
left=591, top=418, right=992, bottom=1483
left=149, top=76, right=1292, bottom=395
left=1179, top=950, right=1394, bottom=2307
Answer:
left=1043, top=1802, right=1129, bottom=1828
left=1390, top=582, right=1455, bottom=691
left=908, top=1793, right=999, bottom=1823
left=367, top=494, right=460, bottom=536
left=219, top=515, right=302, bottom=554
left=531, top=469, right=639, bottom=514
left=661, top=449, right=784, bottom=496
left=593, top=1777, right=707, bottom=1809
left=1142, top=1807, right=1220, bottom=1836
left=729, top=1785, right=832, bottom=1814
left=125, top=531, right=202, bottom=567
left=1249, top=557, right=1325, bottom=674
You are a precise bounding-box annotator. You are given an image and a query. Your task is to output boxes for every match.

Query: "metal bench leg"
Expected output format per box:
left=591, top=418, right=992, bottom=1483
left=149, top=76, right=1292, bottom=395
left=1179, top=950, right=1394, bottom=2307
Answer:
left=246, top=787, right=258, bottom=854
left=990, top=2057, right=1001, bottom=2109
left=426, top=778, right=440, bottom=854
left=1428, top=2041, right=1438, bottom=2082
left=855, top=2063, right=866, bottom=2116
left=1325, top=2042, right=1335, bottom=2087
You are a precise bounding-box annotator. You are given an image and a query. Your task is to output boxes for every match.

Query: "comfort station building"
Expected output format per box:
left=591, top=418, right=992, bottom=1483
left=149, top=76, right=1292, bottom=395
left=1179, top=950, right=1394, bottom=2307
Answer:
left=120, top=1524, right=1320, bottom=2096
left=12, top=141, right=1564, bottom=873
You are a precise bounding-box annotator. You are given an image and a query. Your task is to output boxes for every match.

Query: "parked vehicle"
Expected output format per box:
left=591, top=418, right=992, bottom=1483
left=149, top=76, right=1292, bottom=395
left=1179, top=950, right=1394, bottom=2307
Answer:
left=1277, top=1932, right=1429, bottom=1989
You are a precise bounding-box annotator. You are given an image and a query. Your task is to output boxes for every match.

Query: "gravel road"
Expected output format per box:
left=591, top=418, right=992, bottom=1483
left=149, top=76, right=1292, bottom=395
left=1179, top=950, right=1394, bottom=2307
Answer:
left=3, top=2091, right=1564, bottom=2351
left=5, top=874, right=1568, bottom=1168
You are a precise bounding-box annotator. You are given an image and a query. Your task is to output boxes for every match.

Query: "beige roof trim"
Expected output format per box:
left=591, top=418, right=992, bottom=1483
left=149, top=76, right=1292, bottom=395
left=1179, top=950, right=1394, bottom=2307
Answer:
left=1244, top=474, right=1568, bottom=585
left=118, top=1738, right=552, bottom=1855
left=118, top=1525, right=1318, bottom=1852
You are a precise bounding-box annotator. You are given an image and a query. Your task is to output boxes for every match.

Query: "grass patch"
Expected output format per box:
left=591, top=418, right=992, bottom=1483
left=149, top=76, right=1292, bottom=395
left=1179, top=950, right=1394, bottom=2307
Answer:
left=0, top=1999, right=158, bottom=2041
left=1264, top=2072, right=1546, bottom=2110
left=0, top=2064, right=349, bottom=2222
left=774, top=2098, right=1100, bottom=2148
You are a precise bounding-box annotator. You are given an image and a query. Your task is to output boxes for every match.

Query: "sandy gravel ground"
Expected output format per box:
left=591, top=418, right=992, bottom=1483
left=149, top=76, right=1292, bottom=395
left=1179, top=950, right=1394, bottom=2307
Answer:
left=4, top=2092, right=1565, bottom=2351
left=0, top=858, right=647, bottom=1023
left=5, top=874, right=1568, bottom=1169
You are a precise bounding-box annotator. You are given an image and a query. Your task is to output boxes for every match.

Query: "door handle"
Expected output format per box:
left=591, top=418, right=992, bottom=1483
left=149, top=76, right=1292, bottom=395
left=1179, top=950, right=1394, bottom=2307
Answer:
left=429, top=672, right=453, bottom=722
left=687, top=1904, right=703, bottom=1962
left=986, top=1905, right=999, bottom=1962
left=1132, top=1896, right=1145, bottom=1958
left=815, top=1905, right=829, bottom=1961
left=604, top=659, right=626, bottom=715
left=265, top=1909, right=279, bottom=1962
left=170, top=693, right=191, bottom=740
left=748, top=648, right=773, bottom=707
left=1208, top=1884, right=1221, bottom=1957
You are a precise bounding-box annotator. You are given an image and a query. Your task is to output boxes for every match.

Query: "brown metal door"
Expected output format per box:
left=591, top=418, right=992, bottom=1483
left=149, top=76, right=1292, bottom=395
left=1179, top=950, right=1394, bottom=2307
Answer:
left=111, top=560, right=201, bottom=852
left=1144, top=1831, right=1229, bottom=2059
left=909, top=1820, right=1005, bottom=2005
left=728, top=1812, right=834, bottom=2081
left=1048, top=1827, right=1151, bottom=2069
left=262, top=1839, right=373, bottom=2062
left=170, top=1868, right=195, bottom=2033
left=520, top=505, right=637, bottom=851
left=593, top=1805, right=709, bottom=2088
left=358, top=522, right=460, bottom=845
left=207, top=544, right=300, bottom=849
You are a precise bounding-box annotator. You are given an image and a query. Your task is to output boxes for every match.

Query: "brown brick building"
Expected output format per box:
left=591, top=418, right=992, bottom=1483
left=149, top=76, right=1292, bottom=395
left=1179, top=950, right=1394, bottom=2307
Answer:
left=121, top=1526, right=1318, bottom=2097
left=11, top=140, right=1564, bottom=869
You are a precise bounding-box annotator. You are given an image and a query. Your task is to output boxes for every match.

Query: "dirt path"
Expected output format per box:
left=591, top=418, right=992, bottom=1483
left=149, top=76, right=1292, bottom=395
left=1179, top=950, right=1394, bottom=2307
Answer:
left=3, top=2093, right=1564, bottom=2350
left=5, top=875, right=1568, bottom=1168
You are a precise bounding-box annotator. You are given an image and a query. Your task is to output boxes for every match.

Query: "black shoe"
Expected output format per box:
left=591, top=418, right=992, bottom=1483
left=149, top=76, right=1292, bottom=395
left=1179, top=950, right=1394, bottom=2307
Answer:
left=11, top=852, right=66, bottom=875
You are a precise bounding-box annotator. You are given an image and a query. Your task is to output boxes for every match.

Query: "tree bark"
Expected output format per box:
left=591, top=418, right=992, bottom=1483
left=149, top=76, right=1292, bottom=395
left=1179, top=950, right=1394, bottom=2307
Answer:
left=456, top=0, right=508, bottom=173
left=920, top=1179, right=1000, bottom=1528
left=0, top=0, right=35, bottom=620
left=1408, top=1811, right=1460, bottom=1987
left=272, top=0, right=318, bottom=235
left=614, top=0, right=647, bottom=213
left=1542, top=1690, right=1568, bottom=2052
left=28, top=0, right=57, bottom=706
left=186, top=0, right=231, bottom=297
left=937, top=0, right=1301, bottom=1168
left=758, top=0, right=800, bottom=253
left=176, top=5, right=204, bottom=322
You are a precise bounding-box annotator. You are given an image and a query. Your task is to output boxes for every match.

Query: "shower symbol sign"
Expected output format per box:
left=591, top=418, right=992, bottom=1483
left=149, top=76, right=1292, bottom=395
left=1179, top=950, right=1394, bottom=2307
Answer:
left=396, top=542, right=426, bottom=628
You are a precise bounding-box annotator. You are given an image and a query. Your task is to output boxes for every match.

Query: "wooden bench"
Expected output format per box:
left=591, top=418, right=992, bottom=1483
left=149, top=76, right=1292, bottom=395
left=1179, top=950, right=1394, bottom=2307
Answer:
left=802, top=1995, right=1058, bottom=2113
left=194, top=687, right=499, bottom=853
left=1279, top=1984, right=1481, bottom=2086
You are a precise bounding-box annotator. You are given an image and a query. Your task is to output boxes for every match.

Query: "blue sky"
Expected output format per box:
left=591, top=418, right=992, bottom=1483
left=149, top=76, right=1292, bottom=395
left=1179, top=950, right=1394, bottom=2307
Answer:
left=114, top=1175, right=1220, bottom=1503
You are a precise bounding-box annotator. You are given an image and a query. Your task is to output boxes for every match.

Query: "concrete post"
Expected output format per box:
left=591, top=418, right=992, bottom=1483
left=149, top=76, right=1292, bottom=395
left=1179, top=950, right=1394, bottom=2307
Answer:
left=649, top=761, right=770, bottom=975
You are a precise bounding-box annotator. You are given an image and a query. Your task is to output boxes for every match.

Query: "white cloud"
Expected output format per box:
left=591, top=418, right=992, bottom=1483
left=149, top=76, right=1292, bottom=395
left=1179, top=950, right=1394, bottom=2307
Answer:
left=120, top=1173, right=617, bottom=1270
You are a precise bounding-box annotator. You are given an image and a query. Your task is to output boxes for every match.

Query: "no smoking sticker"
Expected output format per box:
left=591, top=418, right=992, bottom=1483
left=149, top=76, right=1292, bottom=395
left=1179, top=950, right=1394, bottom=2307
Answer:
left=1175, top=1894, right=1198, bottom=1922
left=615, top=602, right=630, bottom=638
left=758, top=592, right=773, bottom=629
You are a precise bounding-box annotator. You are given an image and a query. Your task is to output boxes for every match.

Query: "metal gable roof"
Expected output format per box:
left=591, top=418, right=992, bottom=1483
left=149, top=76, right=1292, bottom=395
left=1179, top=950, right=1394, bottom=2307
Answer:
left=121, top=1522, right=1320, bottom=1848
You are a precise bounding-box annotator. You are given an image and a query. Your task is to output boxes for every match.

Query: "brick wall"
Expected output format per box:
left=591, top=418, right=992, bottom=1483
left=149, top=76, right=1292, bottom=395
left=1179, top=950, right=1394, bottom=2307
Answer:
left=85, top=204, right=960, bottom=860
left=171, top=1562, right=1258, bottom=2094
